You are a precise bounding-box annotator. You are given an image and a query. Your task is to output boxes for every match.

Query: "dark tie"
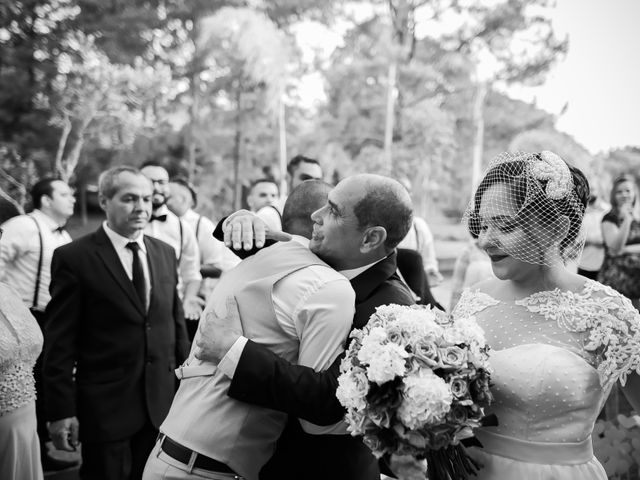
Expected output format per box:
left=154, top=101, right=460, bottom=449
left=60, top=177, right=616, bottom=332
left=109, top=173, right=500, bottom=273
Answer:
left=126, top=242, right=146, bottom=308
left=53, top=226, right=67, bottom=234
left=150, top=214, right=167, bottom=222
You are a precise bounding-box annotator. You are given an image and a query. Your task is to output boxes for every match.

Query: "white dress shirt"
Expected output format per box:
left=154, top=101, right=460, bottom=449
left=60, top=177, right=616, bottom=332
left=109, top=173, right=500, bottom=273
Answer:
left=181, top=209, right=240, bottom=272
left=144, top=205, right=202, bottom=291
left=102, top=223, right=151, bottom=309
left=0, top=210, right=72, bottom=311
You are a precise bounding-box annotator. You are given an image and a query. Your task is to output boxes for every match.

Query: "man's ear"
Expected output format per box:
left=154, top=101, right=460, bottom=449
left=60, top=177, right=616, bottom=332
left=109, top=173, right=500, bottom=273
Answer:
left=361, top=226, right=387, bottom=253
left=98, top=194, right=108, bottom=213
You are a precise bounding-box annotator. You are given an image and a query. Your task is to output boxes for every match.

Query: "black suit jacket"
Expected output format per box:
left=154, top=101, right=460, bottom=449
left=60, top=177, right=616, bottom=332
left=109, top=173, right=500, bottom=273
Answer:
left=43, top=227, right=189, bottom=443
left=228, top=251, right=415, bottom=480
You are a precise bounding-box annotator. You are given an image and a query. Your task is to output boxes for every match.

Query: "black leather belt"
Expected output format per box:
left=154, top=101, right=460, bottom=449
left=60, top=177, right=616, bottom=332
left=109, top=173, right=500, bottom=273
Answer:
left=160, top=435, right=238, bottom=475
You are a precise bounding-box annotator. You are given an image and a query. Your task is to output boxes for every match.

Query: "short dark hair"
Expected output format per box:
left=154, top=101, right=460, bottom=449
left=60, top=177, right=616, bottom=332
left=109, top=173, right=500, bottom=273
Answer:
left=282, top=180, right=332, bottom=238
left=31, top=177, right=60, bottom=209
left=99, top=166, right=146, bottom=199
left=352, top=180, right=413, bottom=250
left=470, top=155, right=589, bottom=258
left=287, top=155, right=321, bottom=175
left=171, top=176, right=198, bottom=207
left=140, top=160, right=167, bottom=171
left=249, top=178, right=279, bottom=195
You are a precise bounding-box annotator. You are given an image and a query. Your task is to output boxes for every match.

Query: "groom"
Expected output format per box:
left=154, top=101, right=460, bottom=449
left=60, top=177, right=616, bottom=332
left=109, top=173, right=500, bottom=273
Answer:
left=197, top=173, right=416, bottom=480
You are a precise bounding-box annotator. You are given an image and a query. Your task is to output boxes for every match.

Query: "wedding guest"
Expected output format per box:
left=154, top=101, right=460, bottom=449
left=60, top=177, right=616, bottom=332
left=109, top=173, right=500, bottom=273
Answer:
left=454, top=151, right=640, bottom=480
left=140, top=163, right=203, bottom=322
left=0, top=177, right=78, bottom=471
left=143, top=181, right=354, bottom=480
left=448, top=232, right=493, bottom=311
left=577, top=194, right=608, bottom=280
left=43, top=166, right=189, bottom=480
left=0, top=228, right=44, bottom=480
left=247, top=178, right=282, bottom=231
left=195, top=174, right=416, bottom=480
left=598, top=174, right=640, bottom=308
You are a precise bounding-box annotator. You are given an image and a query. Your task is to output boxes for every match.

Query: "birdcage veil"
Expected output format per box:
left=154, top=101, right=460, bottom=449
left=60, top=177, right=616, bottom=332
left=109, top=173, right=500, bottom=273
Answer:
left=464, top=151, right=588, bottom=266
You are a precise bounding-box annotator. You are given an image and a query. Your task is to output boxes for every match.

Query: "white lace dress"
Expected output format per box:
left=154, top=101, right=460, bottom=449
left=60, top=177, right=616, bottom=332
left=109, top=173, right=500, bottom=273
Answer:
left=453, top=279, right=640, bottom=479
left=0, top=282, right=44, bottom=480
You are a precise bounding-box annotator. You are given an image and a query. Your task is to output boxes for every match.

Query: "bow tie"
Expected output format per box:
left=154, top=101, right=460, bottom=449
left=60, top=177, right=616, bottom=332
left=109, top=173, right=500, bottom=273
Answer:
left=150, top=214, right=167, bottom=222
left=52, top=226, right=67, bottom=234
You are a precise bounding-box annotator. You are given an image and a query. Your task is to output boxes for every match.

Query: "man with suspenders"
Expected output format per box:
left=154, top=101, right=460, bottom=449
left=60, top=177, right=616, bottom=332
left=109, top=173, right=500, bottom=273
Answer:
left=140, top=163, right=204, bottom=325
left=0, top=177, right=78, bottom=471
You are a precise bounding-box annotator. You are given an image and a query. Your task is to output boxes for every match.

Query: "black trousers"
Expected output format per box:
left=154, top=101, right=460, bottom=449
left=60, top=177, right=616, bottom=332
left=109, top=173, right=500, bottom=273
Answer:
left=80, top=420, right=158, bottom=480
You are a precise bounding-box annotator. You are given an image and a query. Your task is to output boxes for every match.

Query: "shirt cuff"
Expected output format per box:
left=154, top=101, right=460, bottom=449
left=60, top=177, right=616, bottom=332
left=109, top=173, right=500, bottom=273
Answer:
left=218, top=336, right=248, bottom=379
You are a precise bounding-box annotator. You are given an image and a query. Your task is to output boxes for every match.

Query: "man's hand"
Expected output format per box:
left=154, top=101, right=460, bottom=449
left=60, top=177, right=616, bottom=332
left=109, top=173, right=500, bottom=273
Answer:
left=48, top=417, right=79, bottom=452
left=183, top=295, right=205, bottom=321
left=194, top=296, right=244, bottom=364
left=223, top=210, right=291, bottom=251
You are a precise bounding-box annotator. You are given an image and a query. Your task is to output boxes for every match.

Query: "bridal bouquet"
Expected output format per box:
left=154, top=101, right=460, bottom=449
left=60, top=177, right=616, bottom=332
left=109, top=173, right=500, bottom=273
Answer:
left=336, top=304, right=494, bottom=480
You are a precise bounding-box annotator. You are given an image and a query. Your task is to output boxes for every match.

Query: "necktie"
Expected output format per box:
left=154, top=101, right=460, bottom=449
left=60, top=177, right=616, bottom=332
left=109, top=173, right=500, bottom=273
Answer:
left=126, top=242, right=146, bottom=308
left=150, top=214, right=167, bottom=222
left=53, top=226, right=67, bottom=234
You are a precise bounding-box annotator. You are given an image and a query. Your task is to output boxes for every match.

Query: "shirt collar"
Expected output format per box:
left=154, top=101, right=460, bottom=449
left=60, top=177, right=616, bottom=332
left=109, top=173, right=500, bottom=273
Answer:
left=154, top=205, right=169, bottom=216
left=103, top=221, right=147, bottom=253
left=289, top=234, right=310, bottom=248
left=32, top=209, right=64, bottom=230
left=183, top=209, right=199, bottom=222
left=340, top=255, right=389, bottom=280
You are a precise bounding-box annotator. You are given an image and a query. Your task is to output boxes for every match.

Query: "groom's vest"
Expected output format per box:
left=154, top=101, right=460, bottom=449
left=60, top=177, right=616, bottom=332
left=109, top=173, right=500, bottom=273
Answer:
left=159, top=240, right=338, bottom=480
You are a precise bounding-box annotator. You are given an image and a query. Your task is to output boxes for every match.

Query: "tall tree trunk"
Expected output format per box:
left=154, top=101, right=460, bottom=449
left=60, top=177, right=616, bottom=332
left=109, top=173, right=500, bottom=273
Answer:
left=278, top=97, right=287, bottom=197
left=384, top=62, right=397, bottom=174
left=54, top=114, right=72, bottom=175
left=470, top=81, right=488, bottom=195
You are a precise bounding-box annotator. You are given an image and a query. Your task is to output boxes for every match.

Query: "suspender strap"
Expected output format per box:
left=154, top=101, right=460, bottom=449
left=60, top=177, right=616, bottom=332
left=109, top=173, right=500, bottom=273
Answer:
left=29, top=215, right=44, bottom=310
left=195, top=215, right=203, bottom=239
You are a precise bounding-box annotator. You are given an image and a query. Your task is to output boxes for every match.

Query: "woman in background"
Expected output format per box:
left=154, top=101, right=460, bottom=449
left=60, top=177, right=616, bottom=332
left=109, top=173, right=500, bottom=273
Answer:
left=598, top=174, right=640, bottom=308
left=0, top=225, right=44, bottom=479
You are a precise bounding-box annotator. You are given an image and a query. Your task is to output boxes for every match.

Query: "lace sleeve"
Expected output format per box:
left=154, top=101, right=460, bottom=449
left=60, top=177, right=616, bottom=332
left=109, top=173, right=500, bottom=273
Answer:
left=586, top=283, right=640, bottom=388
left=452, top=289, right=498, bottom=319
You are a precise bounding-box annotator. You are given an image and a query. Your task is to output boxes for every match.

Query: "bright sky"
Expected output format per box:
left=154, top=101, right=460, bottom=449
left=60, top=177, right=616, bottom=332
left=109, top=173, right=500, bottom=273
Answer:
left=294, top=0, right=640, bottom=154
left=507, top=0, right=640, bottom=153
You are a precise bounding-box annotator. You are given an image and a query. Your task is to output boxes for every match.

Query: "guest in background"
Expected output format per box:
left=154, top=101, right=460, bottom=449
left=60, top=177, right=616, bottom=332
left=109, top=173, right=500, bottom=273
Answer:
left=0, top=177, right=78, bottom=472
left=577, top=194, right=608, bottom=280
left=43, top=166, right=189, bottom=480
left=0, top=226, right=44, bottom=480
left=449, top=232, right=493, bottom=311
left=167, top=177, right=240, bottom=337
left=140, top=163, right=203, bottom=322
left=598, top=174, right=640, bottom=308
left=247, top=178, right=282, bottom=231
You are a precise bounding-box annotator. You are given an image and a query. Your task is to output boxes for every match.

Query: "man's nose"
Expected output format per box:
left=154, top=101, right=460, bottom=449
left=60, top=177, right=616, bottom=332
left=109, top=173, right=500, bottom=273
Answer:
left=310, top=205, right=326, bottom=223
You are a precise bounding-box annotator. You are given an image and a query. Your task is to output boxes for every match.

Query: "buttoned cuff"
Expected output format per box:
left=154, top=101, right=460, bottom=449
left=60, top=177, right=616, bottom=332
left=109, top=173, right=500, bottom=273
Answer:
left=218, top=336, right=248, bottom=379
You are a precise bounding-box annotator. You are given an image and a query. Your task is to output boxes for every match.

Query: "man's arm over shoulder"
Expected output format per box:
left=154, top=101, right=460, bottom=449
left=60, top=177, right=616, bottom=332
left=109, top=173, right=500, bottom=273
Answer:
left=43, top=244, right=82, bottom=422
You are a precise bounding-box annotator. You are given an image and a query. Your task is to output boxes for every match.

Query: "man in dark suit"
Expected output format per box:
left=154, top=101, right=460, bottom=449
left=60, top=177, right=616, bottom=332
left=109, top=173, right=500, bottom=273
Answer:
left=43, top=166, right=189, bottom=480
left=196, top=173, right=416, bottom=480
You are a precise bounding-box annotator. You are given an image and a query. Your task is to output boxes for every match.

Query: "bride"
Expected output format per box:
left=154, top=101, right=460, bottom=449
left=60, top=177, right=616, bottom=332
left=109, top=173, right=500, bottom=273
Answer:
left=454, top=151, right=640, bottom=479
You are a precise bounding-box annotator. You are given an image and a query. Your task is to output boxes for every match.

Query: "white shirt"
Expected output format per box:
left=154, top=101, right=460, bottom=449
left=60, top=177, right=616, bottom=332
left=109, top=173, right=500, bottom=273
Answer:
left=397, top=216, right=439, bottom=272
left=144, top=205, right=202, bottom=289
left=102, top=222, right=151, bottom=309
left=0, top=210, right=72, bottom=311
left=181, top=209, right=240, bottom=272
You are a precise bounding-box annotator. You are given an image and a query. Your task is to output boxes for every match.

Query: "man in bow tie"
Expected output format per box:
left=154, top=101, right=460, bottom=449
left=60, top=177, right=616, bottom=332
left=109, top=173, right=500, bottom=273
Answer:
left=140, top=162, right=203, bottom=323
left=0, top=177, right=79, bottom=472
left=43, top=166, right=189, bottom=480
